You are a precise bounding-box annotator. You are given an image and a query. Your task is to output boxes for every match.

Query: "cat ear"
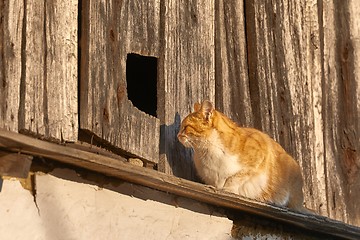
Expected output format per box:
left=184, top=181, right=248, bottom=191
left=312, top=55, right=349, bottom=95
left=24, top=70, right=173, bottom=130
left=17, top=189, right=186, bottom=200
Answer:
left=194, top=102, right=201, bottom=112
left=201, top=100, right=214, bottom=120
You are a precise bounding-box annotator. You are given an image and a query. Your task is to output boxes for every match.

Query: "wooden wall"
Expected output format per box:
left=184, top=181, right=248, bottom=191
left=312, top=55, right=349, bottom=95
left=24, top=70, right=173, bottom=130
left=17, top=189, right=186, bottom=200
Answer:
left=158, top=0, right=360, bottom=226
left=158, top=0, right=216, bottom=178
left=243, top=0, right=360, bottom=225
left=0, top=0, right=359, bottom=227
left=0, top=0, right=78, bottom=141
left=80, top=0, right=160, bottom=163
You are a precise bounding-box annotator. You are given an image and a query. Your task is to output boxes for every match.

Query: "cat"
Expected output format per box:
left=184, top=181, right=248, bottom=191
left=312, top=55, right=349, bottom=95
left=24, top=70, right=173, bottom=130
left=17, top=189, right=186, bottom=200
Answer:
left=177, top=100, right=313, bottom=214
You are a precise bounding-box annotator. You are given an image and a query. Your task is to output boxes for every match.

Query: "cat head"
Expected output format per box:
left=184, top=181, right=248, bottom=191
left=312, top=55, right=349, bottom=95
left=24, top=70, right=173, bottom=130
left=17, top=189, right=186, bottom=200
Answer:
left=177, top=100, right=215, bottom=148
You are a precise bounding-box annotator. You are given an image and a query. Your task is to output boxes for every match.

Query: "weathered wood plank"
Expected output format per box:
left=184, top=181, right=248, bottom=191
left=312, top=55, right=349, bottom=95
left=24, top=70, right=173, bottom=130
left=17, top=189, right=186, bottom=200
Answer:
left=0, top=129, right=359, bottom=239
left=0, top=0, right=24, bottom=132
left=0, top=151, right=32, bottom=178
left=21, top=0, right=78, bottom=141
left=322, top=0, right=360, bottom=226
left=158, top=0, right=215, bottom=179
left=214, top=1, right=253, bottom=126
left=80, top=0, right=160, bottom=163
left=245, top=0, right=360, bottom=226
left=246, top=0, right=326, bottom=215
left=347, top=0, right=360, bottom=226
left=42, top=0, right=78, bottom=141
left=0, top=0, right=78, bottom=141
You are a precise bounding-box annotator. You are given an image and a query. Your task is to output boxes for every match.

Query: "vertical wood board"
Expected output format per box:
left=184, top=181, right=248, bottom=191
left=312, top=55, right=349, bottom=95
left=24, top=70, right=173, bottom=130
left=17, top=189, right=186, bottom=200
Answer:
left=0, top=0, right=78, bottom=141
left=245, top=0, right=329, bottom=216
left=245, top=0, right=360, bottom=225
left=215, top=0, right=253, bottom=127
left=158, top=0, right=215, bottom=179
left=80, top=0, right=160, bottom=163
left=322, top=0, right=360, bottom=225
left=0, top=1, right=24, bottom=132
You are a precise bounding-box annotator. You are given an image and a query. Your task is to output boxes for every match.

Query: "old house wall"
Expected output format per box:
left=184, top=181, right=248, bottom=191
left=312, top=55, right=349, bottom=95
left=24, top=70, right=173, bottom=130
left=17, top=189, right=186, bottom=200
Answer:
left=0, top=0, right=359, bottom=230
left=243, top=0, right=360, bottom=225
left=0, top=0, right=78, bottom=141
left=0, top=167, right=342, bottom=240
left=0, top=169, right=233, bottom=240
left=80, top=0, right=160, bottom=163
left=155, top=0, right=360, bottom=226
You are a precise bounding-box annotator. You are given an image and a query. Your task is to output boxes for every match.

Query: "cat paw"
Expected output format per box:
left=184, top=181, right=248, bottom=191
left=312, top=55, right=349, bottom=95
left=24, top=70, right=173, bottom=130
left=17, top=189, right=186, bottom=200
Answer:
left=206, top=185, right=217, bottom=192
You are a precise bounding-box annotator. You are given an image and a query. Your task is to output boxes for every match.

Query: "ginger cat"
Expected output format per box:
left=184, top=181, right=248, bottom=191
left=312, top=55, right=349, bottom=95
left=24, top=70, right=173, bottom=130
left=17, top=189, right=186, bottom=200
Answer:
left=177, top=100, right=312, bottom=213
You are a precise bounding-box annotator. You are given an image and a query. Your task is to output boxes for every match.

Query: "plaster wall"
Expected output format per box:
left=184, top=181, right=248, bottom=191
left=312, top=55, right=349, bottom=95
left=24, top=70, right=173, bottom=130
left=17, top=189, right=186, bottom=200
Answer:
left=0, top=169, right=233, bottom=240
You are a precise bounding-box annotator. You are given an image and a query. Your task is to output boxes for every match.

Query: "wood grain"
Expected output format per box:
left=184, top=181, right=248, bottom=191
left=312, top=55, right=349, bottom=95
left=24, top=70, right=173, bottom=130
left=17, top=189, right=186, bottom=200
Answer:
left=245, top=0, right=360, bottom=225
left=215, top=0, right=253, bottom=126
left=322, top=0, right=360, bottom=225
left=158, top=0, right=216, bottom=179
left=1, top=0, right=359, bottom=228
left=0, top=0, right=78, bottom=141
left=0, top=151, right=32, bottom=178
left=0, top=1, right=23, bottom=133
left=21, top=0, right=78, bottom=141
left=0, top=129, right=359, bottom=240
left=80, top=0, right=160, bottom=163
left=246, top=0, right=326, bottom=216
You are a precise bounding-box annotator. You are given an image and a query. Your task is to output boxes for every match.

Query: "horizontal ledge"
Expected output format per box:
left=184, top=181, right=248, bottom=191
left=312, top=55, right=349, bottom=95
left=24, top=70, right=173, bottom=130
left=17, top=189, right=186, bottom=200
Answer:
left=0, top=129, right=359, bottom=239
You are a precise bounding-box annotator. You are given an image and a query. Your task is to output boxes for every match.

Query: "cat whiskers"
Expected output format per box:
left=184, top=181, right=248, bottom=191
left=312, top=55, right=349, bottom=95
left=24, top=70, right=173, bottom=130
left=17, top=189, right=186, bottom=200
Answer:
left=183, top=138, right=206, bottom=159
left=186, top=137, right=207, bottom=149
left=196, top=136, right=226, bottom=154
left=186, top=137, right=225, bottom=160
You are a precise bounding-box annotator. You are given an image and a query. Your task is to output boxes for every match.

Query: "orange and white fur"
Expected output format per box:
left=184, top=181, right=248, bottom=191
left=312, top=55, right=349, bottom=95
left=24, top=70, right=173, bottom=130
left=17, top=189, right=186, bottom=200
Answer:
left=177, top=100, right=312, bottom=213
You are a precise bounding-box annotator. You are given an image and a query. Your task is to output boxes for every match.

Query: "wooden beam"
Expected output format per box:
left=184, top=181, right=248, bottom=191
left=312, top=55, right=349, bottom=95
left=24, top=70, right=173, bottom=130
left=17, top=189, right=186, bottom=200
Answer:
left=0, top=151, right=32, bottom=178
left=0, top=129, right=359, bottom=239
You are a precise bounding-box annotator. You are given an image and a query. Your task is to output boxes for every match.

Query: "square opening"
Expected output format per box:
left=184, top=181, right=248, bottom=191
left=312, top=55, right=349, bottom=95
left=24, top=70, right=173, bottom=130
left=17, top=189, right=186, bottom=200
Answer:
left=126, top=53, right=157, bottom=117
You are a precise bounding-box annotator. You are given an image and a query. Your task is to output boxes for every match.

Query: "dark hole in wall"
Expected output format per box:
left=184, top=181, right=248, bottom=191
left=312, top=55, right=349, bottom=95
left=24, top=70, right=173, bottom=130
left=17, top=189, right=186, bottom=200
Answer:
left=126, top=53, right=157, bottom=117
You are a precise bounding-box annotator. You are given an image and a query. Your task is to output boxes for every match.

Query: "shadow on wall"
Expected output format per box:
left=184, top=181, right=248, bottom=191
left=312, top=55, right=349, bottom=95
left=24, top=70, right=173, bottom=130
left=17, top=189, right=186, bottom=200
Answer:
left=159, top=112, right=199, bottom=181
left=32, top=163, right=216, bottom=216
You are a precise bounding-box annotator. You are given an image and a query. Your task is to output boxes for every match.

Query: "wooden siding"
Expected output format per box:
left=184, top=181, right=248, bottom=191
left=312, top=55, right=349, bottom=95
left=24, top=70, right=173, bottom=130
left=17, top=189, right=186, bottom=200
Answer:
left=80, top=0, right=160, bottom=163
left=158, top=0, right=215, bottom=178
left=159, top=0, right=360, bottom=226
left=1, top=129, right=360, bottom=240
left=215, top=1, right=253, bottom=126
left=0, top=0, right=359, bottom=228
left=0, top=0, right=78, bottom=141
left=244, top=0, right=360, bottom=226
left=245, top=0, right=329, bottom=217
